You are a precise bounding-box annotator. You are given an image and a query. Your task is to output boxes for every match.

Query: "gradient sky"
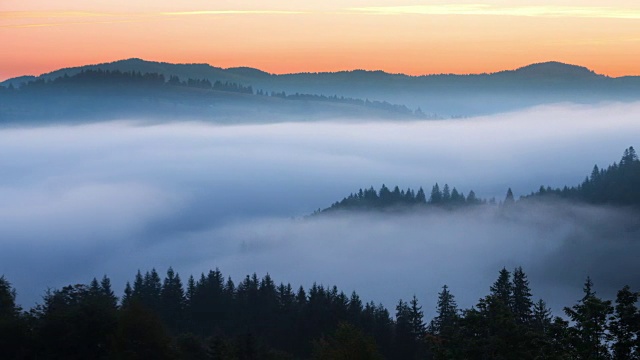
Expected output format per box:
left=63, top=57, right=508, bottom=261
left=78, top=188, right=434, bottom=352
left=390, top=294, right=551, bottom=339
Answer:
left=1, top=0, right=639, bottom=80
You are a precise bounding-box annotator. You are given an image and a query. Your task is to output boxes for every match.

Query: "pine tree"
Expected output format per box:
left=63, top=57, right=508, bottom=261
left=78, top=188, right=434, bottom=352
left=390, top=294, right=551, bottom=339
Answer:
left=0, top=276, right=26, bottom=358
left=564, top=277, right=613, bottom=360
left=430, top=183, right=443, bottom=204
left=442, top=184, right=451, bottom=203
left=0, top=275, right=19, bottom=318
left=512, top=267, right=533, bottom=324
left=504, top=188, right=515, bottom=205
left=609, top=285, right=639, bottom=360
left=490, top=268, right=513, bottom=307
left=122, top=282, right=133, bottom=308
left=160, top=267, right=185, bottom=333
left=394, top=300, right=415, bottom=359
left=348, top=291, right=363, bottom=325
left=379, top=184, right=392, bottom=206
left=532, top=299, right=552, bottom=334
left=430, top=285, right=459, bottom=336
left=466, top=190, right=479, bottom=204
left=409, top=295, right=427, bottom=339
left=416, top=187, right=427, bottom=204
left=428, top=285, right=461, bottom=360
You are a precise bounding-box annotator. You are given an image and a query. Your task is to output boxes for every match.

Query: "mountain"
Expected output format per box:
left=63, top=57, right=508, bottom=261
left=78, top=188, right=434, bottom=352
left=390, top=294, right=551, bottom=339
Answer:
left=2, top=59, right=639, bottom=118
left=0, top=69, right=418, bottom=124
left=1, top=75, right=37, bottom=88
left=507, top=61, right=601, bottom=79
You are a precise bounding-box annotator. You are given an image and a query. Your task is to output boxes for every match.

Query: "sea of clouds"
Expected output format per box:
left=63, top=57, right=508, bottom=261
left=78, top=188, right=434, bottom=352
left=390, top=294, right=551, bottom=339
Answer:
left=1, top=101, right=639, bottom=318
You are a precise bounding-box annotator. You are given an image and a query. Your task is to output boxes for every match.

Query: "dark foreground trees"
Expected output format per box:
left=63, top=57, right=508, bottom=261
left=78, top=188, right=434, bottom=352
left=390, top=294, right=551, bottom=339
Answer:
left=1, top=268, right=638, bottom=359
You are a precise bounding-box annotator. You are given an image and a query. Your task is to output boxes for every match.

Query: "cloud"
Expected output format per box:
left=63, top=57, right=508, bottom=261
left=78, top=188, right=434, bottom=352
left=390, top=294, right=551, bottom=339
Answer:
left=1, top=103, right=640, bottom=315
left=348, top=4, right=640, bottom=19
left=4, top=3, right=639, bottom=29
left=0, top=9, right=305, bottom=29
left=198, top=203, right=640, bottom=318
left=159, top=10, right=306, bottom=16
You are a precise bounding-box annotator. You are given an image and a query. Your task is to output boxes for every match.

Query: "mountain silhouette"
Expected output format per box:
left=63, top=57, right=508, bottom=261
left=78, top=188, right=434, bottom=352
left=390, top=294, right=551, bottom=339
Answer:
left=503, top=61, right=602, bottom=80
left=2, top=59, right=639, bottom=117
left=0, top=68, right=419, bottom=124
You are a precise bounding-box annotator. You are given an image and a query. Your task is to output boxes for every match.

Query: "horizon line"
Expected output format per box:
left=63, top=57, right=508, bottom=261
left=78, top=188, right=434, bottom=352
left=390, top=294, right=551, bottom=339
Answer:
left=3, top=58, right=636, bottom=83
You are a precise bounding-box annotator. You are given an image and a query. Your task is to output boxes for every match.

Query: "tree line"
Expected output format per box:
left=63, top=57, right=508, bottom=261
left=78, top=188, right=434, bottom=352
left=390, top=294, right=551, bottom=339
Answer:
left=524, top=146, right=640, bottom=206
left=321, top=147, right=640, bottom=214
left=1, top=267, right=637, bottom=359
left=261, top=91, right=418, bottom=116
left=2, top=70, right=254, bottom=95
left=1, top=70, right=424, bottom=117
left=318, top=183, right=484, bottom=213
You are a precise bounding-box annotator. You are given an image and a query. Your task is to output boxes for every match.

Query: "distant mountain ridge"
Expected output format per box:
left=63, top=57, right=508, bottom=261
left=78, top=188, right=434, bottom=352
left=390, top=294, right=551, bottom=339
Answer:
left=2, top=59, right=639, bottom=117
left=0, top=68, right=419, bottom=123
left=506, top=61, right=602, bottom=79
left=0, top=58, right=613, bottom=86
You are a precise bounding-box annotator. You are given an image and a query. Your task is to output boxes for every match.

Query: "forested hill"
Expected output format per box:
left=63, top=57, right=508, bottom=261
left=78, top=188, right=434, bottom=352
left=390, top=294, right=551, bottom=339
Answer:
left=3, top=58, right=640, bottom=116
left=317, top=183, right=485, bottom=214
left=0, top=69, right=419, bottom=124
left=523, top=146, right=640, bottom=206
left=1, top=266, right=638, bottom=359
left=318, top=147, right=640, bottom=214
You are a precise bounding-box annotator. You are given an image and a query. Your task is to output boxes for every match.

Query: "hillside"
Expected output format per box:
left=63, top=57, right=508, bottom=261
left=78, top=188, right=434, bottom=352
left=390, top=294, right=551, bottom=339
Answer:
left=317, top=147, right=640, bottom=214
left=3, top=59, right=639, bottom=117
left=0, top=69, right=418, bottom=124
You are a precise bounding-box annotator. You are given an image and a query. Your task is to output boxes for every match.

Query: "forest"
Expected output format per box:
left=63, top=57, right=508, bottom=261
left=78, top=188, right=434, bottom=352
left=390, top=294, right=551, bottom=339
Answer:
left=523, top=147, right=640, bottom=205
left=320, top=147, right=640, bottom=213
left=0, top=69, right=419, bottom=123
left=1, top=265, right=638, bottom=360
left=4, top=58, right=640, bottom=117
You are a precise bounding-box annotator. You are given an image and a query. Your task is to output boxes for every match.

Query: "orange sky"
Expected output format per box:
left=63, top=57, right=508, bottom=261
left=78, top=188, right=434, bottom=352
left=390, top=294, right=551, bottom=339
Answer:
left=1, top=1, right=640, bottom=80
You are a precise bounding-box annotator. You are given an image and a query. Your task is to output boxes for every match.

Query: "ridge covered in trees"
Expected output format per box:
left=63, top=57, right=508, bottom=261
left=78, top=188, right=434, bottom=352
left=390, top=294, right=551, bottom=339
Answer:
left=0, top=69, right=423, bottom=122
left=523, top=146, right=640, bottom=206
left=1, top=267, right=638, bottom=359
left=3, top=58, right=640, bottom=117
left=317, top=183, right=484, bottom=214
left=319, top=147, right=640, bottom=215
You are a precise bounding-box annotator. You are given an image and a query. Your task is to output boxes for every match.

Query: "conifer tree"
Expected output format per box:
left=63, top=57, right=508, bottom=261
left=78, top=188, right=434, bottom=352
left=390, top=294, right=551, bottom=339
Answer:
left=466, top=190, right=479, bottom=204
left=512, top=267, right=533, bottom=324
left=609, top=285, right=639, bottom=360
left=442, top=184, right=451, bottom=203
left=430, top=183, right=442, bottom=204
left=409, top=295, right=427, bottom=339
left=504, top=188, right=515, bottom=205
left=564, top=277, right=613, bottom=360
left=0, top=276, right=26, bottom=359
left=122, top=282, right=133, bottom=308
left=416, top=187, right=427, bottom=204
left=160, top=267, right=185, bottom=333
left=430, top=285, right=459, bottom=336
left=490, top=268, right=513, bottom=307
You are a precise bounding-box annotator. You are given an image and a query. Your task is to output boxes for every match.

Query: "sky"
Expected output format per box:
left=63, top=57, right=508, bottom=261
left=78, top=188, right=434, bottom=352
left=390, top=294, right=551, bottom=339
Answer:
left=1, top=0, right=639, bottom=81
left=1, top=102, right=640, bottom=314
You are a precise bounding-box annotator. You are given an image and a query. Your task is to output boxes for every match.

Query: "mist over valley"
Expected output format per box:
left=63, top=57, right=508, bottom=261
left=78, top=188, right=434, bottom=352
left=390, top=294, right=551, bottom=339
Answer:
left=1, top=102, right=639, bottom=311
left=1, top=60, right=640, bottom=359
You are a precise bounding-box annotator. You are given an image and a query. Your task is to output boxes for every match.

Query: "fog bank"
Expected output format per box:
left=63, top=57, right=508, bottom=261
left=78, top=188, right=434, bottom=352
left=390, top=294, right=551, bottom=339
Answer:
left=1, top=102, right=640, bottom=315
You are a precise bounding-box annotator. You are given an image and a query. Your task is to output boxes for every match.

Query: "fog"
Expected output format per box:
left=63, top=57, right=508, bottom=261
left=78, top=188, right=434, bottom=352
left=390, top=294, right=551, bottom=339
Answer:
left=1, top=101, right=640, bottom=318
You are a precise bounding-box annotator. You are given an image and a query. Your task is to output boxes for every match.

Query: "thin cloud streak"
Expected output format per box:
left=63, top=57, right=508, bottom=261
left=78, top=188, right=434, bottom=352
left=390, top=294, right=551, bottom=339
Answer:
left=1, top=11, right=110, bottom=18
left=159, top=10, right=306, bottom=16
left=0, top=9, right=306, bottom=29
left=348, top=4, right=640, bottom=19
left=1, top=19, right=142, bottom=29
